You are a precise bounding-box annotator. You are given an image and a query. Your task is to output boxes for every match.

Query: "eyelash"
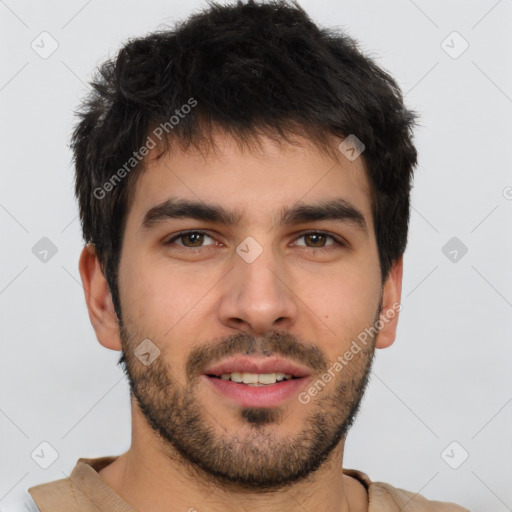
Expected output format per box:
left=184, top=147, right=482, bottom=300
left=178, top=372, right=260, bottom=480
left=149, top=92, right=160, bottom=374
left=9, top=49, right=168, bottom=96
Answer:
left=164, top=230, right=346, bottom=251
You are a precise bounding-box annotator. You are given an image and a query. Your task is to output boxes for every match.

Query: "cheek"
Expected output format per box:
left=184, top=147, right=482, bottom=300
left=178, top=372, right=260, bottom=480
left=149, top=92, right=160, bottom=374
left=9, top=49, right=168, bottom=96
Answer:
left=292, top=260, right=381, bottom=349
left=120, top=255, right=213, bottom=342
left=119, top=263, right=197, bottom=381
left=119, top=254, right=166, bottom=335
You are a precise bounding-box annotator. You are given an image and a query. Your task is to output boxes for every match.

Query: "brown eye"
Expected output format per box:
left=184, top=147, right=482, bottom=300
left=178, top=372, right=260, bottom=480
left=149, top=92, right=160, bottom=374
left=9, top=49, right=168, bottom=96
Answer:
left=166, top=231, right=216, bottom=248
left=295, top=232, right=339, bottom=249
left=183, top=232, right=204, bottom=247
left=304, top=233, right=328, bottom=247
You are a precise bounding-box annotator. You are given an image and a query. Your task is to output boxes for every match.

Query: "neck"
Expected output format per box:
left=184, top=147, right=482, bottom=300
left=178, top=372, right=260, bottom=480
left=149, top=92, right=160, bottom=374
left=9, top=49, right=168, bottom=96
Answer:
left=98, top=405, right=368, bottom=512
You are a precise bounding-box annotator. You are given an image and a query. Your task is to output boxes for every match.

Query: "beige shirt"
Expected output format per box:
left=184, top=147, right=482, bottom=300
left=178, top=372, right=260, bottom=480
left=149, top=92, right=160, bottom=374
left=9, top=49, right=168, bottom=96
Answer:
left=28, top=456, right=469, bottom=511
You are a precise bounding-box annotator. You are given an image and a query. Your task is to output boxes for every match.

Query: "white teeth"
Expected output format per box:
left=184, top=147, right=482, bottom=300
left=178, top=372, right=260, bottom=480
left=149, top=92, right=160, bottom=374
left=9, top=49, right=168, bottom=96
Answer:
left=218, top=372, right=294, bottom=384
left=230, top=372, right=243, bottom=383
left=258, top=373, right=276, bottom=384
left=242, top=372, right=259, bottom=384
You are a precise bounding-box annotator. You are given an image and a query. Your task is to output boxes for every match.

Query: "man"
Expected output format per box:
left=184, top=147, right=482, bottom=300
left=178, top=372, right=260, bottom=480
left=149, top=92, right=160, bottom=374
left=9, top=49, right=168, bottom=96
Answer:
left=26, top=1, right=469, bottom=510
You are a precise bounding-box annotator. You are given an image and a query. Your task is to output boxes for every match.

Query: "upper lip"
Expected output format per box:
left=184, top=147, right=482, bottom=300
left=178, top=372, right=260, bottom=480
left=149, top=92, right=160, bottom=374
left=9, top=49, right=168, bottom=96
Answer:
left=203, top=356, right=312, bottom=378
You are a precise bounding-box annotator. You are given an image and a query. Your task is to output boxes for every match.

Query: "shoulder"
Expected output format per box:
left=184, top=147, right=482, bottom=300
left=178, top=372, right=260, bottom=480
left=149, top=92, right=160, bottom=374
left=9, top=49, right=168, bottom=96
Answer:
left=372, top=481, right=470, bottom=511
left=343, top=469, right=470, bottom=511
left=27, top=474, right=81, bottom=512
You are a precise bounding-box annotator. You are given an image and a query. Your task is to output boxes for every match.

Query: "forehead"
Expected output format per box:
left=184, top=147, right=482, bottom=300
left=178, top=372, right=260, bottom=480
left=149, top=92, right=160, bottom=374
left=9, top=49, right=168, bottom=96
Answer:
left=126, top=130, right=374, bottom=232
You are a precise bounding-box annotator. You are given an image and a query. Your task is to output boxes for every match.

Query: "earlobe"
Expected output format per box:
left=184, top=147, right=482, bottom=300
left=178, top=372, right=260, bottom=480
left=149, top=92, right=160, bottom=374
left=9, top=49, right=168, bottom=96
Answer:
left=78, top=244, right=122, bottom=351
left=375, top=257, right=403, bottom=350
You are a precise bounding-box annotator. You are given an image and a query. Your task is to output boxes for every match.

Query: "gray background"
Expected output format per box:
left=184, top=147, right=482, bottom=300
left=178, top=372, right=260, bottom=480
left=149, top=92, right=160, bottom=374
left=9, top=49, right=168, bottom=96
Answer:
left=1, top=1, right=511, bottom=511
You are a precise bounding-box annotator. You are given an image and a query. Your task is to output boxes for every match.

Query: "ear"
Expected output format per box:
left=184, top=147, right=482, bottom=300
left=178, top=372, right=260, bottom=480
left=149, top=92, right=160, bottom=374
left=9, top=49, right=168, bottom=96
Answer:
left=375, top=256, right=403, bottom=350
left=78, top=244, right=122, bottom=351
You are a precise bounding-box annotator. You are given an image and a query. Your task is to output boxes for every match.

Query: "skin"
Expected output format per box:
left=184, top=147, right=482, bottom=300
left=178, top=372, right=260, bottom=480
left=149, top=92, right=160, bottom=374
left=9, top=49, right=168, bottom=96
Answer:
left=79, top=129, right=403, bottom=512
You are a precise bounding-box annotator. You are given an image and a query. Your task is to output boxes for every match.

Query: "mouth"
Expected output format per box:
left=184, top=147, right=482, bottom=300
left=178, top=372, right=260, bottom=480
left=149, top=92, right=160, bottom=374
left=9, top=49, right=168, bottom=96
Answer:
left=208, top=371, right=298, bottom=386
left=202, top=356, right=311, bottom=407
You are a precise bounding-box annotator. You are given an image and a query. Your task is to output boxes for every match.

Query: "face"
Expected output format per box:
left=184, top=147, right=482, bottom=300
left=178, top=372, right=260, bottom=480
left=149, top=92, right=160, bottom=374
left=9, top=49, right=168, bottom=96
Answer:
left=112, top=130, right=392, bottom=490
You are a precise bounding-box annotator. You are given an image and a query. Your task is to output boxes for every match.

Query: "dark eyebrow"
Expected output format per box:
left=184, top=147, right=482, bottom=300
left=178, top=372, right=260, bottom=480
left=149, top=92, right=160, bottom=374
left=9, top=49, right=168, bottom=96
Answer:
left=280, top=198, right=367, bottom=233
left=142, top=199, right=242, bottom=229
left=141, top=197, right=367, bottom=234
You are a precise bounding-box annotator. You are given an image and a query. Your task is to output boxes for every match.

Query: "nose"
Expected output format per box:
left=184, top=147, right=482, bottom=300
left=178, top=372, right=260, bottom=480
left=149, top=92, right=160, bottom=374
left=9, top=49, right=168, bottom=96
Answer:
left=217, top=244, right=299, bottom=336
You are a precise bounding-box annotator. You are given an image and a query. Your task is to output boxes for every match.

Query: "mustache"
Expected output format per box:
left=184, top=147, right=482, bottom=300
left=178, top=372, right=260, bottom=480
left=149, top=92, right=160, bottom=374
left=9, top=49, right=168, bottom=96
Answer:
left=186, top=330, right=329, bottom=378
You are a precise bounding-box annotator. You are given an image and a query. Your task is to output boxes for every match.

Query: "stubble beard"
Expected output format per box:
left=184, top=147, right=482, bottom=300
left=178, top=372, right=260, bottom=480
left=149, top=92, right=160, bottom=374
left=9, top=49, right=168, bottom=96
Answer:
left=118, top=318, right=377, bottom=491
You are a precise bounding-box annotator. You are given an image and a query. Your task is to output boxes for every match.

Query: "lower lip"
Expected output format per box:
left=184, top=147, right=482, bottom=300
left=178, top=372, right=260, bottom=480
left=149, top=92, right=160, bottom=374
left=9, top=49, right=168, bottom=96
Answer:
left=203, top=375, right=308, bottom=408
